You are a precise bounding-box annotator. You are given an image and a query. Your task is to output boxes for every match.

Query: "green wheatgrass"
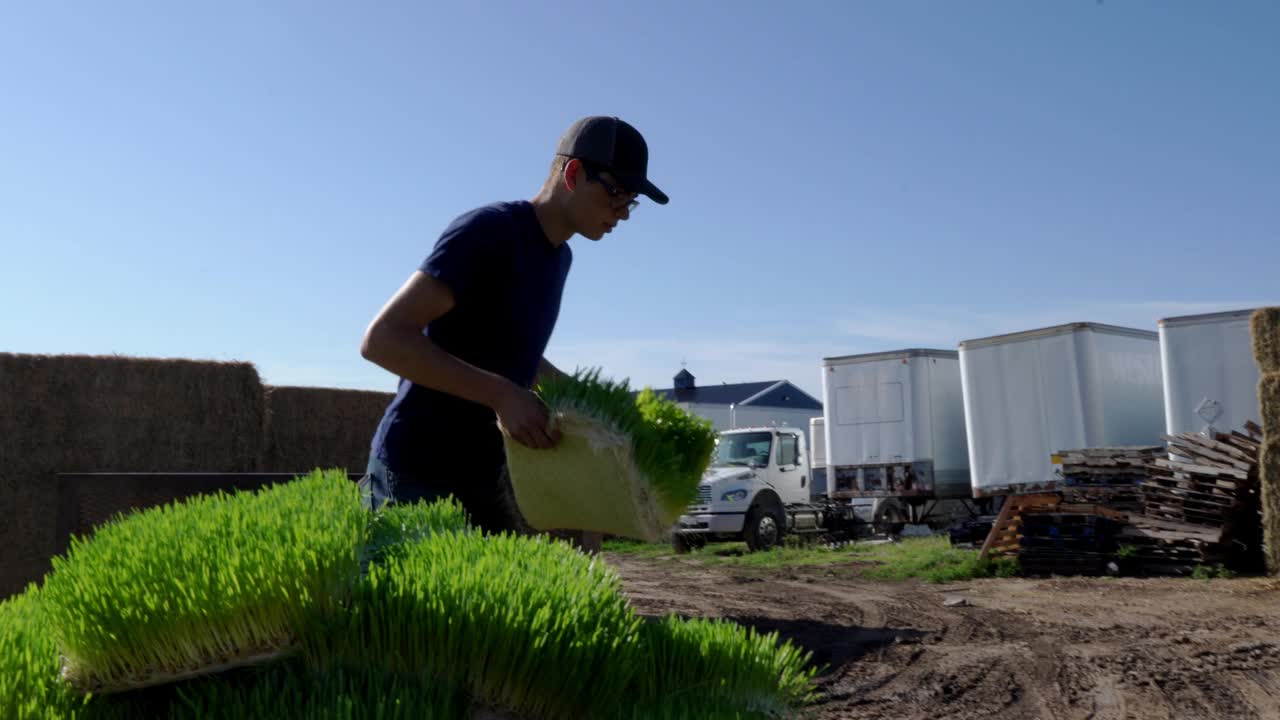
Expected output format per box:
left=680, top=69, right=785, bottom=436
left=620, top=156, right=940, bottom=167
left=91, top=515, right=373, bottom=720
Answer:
left=165, top=661, right=468, bottom=720
left=14, top=484, right=816, bottom=718
left=0, top=585, right=90, bottom=720
left=535, top=368, right=717, bottom=515
left=41, top=469, right=367, bottom=694
left=632, top=615, right=818, bottom=716
left=318, top=528, right=642, bottom=720
left=362, top=495, right=471, bottom=566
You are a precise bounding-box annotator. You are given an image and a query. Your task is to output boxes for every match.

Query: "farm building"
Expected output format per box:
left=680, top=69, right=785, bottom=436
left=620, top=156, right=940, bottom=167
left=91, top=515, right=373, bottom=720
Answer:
left=644, top=369, right=824, bottom=447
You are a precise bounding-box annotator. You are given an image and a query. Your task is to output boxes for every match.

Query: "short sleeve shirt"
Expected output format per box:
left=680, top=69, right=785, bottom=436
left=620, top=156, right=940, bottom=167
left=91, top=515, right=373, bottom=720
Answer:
left=369, top=200, right=572, bottom=478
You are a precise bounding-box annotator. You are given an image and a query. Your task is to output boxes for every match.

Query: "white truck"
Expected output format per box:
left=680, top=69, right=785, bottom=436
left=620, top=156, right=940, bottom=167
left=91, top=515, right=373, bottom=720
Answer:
left=671, top=425, right=870, bottom=553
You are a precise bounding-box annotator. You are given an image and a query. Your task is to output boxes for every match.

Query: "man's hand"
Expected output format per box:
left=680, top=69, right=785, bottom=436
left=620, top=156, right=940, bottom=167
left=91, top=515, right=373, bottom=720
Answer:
left=495, top=384, right=563, bottom=450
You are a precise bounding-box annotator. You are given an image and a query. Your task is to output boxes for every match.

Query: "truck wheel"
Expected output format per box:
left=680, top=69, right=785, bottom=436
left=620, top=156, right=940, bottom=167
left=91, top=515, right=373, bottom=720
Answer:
left=744, top=505, right=783, bottom=552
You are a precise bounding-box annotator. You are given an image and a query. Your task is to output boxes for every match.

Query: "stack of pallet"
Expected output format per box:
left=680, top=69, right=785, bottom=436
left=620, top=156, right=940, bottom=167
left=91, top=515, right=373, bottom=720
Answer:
left=1141, top=431, right=1260, bottom=525
left=1253, top=308, right=1280, bottom=573
left=979, top=431, right=1263, bottom=576
left=979, top=494, right=1128, bottom=576
left=1016, top=509, right=1126, bottom=576
left=1115, top=518, right=1228, bottom=576
left=1057, top=445, right=1164, bottom=512
left=1118, top=427, right=1263, bottom=575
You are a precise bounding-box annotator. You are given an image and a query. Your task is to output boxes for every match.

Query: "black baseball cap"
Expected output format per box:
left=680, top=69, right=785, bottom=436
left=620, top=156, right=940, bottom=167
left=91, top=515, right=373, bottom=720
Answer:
left=556, top=116, right=669, bottom=205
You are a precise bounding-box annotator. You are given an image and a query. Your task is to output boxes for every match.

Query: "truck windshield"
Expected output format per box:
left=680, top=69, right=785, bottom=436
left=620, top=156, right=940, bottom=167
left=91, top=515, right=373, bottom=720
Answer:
left=712, top=432, right=773, bottom=467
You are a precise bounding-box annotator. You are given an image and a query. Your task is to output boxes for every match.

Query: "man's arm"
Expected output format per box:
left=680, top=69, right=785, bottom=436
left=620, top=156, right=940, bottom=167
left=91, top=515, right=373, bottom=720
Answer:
left=360, top=270, right=560, bottom=449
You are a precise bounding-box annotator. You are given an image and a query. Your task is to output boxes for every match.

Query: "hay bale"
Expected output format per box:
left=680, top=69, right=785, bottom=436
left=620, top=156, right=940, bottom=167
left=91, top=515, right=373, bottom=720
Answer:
left=1263, top=439, right=1280, bottom=575
left=261, top=386, right=393, bottom=474
left=0, top=353, right=265, bottom=597
left=1261, top=373, right=1280, bottom=439
left=1253, top=308, right=1280, bottom=374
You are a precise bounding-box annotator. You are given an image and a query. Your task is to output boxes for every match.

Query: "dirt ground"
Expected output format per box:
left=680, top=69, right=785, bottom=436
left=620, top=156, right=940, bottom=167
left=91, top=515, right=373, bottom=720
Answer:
left=606, top=551, right=1280, bottom=720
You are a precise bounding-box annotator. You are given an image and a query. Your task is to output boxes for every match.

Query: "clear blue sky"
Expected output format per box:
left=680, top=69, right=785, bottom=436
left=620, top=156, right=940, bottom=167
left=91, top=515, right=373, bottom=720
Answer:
left=2, top=2, right=1277, bottom=400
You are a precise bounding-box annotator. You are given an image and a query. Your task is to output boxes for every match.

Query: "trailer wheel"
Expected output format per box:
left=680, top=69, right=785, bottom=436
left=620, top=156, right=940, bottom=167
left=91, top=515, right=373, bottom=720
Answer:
left=744, top=505, right=783, bottom=552
left=874, top=501, right=907, bottom=537
left=671, top=532, right=704, bottom=554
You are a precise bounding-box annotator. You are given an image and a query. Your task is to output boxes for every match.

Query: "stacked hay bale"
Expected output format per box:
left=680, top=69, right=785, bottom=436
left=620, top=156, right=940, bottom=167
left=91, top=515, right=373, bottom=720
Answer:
left=261, top=385, right=394, bottom=474
left=1254, top=308, right=1280, bottom=573
left=0, top=353, right=266, bottom=598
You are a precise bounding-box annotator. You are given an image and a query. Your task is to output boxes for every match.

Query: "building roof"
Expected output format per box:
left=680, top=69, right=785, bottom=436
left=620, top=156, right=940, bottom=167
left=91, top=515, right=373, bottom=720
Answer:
left=644, top=379, right=823, bottom=410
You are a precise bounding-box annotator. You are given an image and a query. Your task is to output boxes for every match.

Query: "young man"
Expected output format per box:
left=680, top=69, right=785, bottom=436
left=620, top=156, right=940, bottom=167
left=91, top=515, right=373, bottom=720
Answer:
left=358, top=116, right=668, bottom=540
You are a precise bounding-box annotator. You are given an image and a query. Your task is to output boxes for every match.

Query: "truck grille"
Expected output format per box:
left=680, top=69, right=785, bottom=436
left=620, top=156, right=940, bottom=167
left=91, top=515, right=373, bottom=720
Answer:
left=696, top=486, right=712, bottom=504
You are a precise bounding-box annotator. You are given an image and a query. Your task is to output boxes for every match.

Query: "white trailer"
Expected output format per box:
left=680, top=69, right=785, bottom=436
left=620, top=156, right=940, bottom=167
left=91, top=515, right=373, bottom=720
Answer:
left=821, top=349, right=980, bottom=529
left=821, top=349, right=970, bottom=498
left=959, top=322, right=1165, bottom=497
left=1159, top=309, right=1262, bottom=436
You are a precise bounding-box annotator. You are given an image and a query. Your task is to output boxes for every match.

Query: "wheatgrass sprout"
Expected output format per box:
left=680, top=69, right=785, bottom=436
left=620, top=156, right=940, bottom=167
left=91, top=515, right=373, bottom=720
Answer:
left=363, top=496, right=471, bottom=566
left=610, top=697, right=777, bottom=720
left=504, top=369, right=716, bottom=540
left=164, top=660, right=468, bottom=720
left=0, top=585, right=89, bottom=720
left=633, top=615, right=818, bottom=716
left=318, top=528, right=642, bottom=720
left=41, top=469, right=367, bottom=695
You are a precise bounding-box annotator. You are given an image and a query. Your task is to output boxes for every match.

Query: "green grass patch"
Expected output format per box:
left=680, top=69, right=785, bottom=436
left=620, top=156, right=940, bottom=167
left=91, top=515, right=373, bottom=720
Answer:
left=1191, top=563, right=1237, bottom=580
left=609, top=536, right=1019, bottom=583
left=605, top=537, right=879, bottom=569
left=602, top=538, right=678, bottom=559
left=694, top=541, right=876, bottom=570
left=856, top=536, right=1019, bottom=583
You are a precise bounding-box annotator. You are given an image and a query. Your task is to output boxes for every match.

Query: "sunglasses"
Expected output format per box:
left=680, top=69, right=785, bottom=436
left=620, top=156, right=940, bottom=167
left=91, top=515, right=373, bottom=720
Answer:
left=582, top=163, right=640, bottom=213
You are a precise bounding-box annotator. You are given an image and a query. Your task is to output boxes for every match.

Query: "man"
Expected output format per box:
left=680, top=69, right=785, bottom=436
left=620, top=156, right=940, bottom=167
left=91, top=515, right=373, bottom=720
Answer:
left=358, top=116, right=668, bottom=544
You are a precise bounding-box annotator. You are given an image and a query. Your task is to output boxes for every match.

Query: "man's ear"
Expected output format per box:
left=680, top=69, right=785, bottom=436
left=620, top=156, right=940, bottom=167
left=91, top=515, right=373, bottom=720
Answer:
left=562, top=158, right=582, bottom=191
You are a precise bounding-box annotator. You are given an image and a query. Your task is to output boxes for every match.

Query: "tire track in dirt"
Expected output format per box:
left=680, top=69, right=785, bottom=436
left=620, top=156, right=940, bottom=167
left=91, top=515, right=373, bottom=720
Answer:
left=606, top=554, right=1280, bottom=720
left=775, top=579, right=888, bottom=627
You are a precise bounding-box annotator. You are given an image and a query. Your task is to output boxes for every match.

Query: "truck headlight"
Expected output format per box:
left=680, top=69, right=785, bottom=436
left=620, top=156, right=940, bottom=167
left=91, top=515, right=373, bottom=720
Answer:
left=721, top=489, right=748, bottom=503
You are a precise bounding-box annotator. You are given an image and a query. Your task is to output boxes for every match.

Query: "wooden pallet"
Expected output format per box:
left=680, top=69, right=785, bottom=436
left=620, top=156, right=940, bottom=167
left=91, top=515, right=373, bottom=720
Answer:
left=977, top=426, right=1264, bottom=575
left=1018, top=549, right=1111, bottom=576
left=1056, top=446, right=1164, bottom=487
left=1062, top=485, right=1142, bottom=512
left=1137, top=429, right=1260, bottom=532
left=979, top=493, right=1061, bottom=558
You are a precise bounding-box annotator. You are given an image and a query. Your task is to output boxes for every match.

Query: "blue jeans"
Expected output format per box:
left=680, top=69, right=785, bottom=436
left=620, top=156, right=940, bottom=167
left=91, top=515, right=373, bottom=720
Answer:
left=357, top=454, right=529, bottom=535
left=358, top=455, right=450, bottom=511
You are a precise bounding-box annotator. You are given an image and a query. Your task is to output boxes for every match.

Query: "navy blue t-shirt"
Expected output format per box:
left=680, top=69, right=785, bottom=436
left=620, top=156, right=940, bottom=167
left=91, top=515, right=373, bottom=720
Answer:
left=369, top=200, right=572, bottom=478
